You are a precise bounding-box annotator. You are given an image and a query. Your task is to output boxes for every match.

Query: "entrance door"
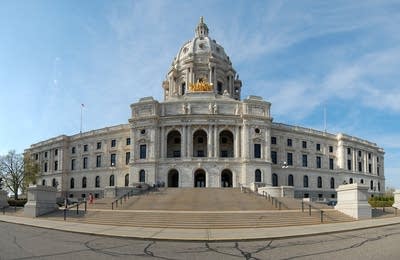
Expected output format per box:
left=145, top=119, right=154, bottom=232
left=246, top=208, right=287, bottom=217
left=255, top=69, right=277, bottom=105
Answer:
left=168, top=170, right=179, bottom=187
left=221, top=170, right=233, bottom=187
left=194, top=169, right=206, bottom=187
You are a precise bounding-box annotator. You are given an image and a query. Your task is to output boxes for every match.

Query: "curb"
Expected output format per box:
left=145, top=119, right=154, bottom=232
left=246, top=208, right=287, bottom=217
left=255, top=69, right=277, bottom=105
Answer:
left=1, top=215, right=400, bottom=241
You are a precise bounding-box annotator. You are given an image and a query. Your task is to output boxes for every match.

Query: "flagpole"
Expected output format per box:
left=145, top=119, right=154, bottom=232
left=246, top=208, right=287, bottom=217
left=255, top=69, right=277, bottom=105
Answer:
left=80, top=104, right=84, bottom=134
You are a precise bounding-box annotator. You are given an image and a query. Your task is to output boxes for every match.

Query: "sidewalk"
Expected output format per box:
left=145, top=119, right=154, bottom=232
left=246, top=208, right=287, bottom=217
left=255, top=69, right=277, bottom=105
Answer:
left=1, top=214, right=400, bottom=241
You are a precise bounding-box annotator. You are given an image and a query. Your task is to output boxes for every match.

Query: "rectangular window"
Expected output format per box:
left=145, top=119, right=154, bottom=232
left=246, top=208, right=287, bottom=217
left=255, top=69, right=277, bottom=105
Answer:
left=54, top=161, right=58, bottom=171
left=126, top=138, right=131, bottom=145
left=97, top=142, right=101, bottom=149
left=271, top=151, right=277, bottom=164
left=377, top=157, right=380, bottom=162
left=44, top=162, right=48, bottom=172
left=287, top=138, right=292, bottom=147
left=377, top=166, right=380, bottom=176
left=316, top=143, right=321, bottom=151
left=140, top=145, right=147, bottom=159
left=368, top=153, right=371, bottom=160
left=271, top=136, right=277, bottom=145
left=35, top=153, right=38, bottom=160
left=302, top=141, right=307, bottom=149
left=358, top=161, right=362, bottom=172
left=316, top=156, right=321, bottom=168
left=96, top=155, right=101, bottom=168
left=72, top=147, right=76, bottom=154
left=83, top=157, right=88, bottom=169
left=54, top=149, right=58, bottom=156
left=329, top=146, right=333, bottom=153
left=347, top=159, right=352, bottom=170
left=358, top=150, right=362, bottom=157
left=302, top=154, right=308, bottom=167
left=44, top=151, right=48, bottom=158
left=254, top=144, right=261, bottom=158
left=83, top=144, right=88, bottom=152
left=111, top=153, right=116, bottom=166
left=329, top=158, right=334, bottom=170
left=111, top=139, right=116, bottom=147
left=71, top=159, right=75, bottom=170
left=368, top=163, right=372, bottom=173
left=287, top=153, right=293, bottom=165
left=347, top=148, right=351, bottom=155
left=126, top=152, right=130, bottom=165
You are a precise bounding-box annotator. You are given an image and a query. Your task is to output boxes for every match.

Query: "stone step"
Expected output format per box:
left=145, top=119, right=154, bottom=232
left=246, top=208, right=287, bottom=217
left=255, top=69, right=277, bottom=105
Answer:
left=43, top=209, right=354, bottom=229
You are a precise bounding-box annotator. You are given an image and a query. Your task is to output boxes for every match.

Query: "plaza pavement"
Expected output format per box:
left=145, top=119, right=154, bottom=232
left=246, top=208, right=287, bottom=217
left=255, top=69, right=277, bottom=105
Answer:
left=1, top=214, right=400, bottom=241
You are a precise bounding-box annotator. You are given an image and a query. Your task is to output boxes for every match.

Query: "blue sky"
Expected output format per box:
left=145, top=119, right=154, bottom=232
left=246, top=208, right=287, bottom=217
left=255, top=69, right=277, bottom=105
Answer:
left=1, top=1, right=399, bottom=187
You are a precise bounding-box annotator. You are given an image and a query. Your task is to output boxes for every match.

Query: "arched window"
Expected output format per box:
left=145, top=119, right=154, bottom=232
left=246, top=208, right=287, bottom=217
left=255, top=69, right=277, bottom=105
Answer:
left=70, top=178, right=75, bottom=189
left=317, top=176, right=322, bottom=188
left=167, top=130, right=181, bottom=158
left=330, top=177, right=335, bottom=189
left=95, top=176, right=100, bottom=188
left=125, top=174, right=129, bottom=187
left=139, top=170, right=146, bottom=183
left=52, top=178, right=56, bottom=187
left=193, top=130, right=208, bottom=157
left=82, top=177, right=87, bottom=188
left=255, top=169, right=262, bottom=183
left=288, top=174, right=294, bottom=186
left=219, top=130, right=234, bottom=157
left=360, top=179, right=364, bottom=184
left=303, top=175, right=309, bottom=188
left=349, top=178, right=353, bottom=184
left=370, top=180, right=374, bottom=190
left=272, top=173, right=278, bottom=187
left=109, top=175, right=115, bottom=186
left=42, top=179, right=46, bottom=186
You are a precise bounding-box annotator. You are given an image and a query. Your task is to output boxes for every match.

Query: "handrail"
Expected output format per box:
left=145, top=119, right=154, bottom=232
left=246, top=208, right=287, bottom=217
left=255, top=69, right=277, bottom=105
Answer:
left=301, top=200, right=330, bottom=223
left=260, top=191, right=290, bottom=210
left=111, top=186, right=156, bottom=210
left=63, top=199, right=87, bottom=221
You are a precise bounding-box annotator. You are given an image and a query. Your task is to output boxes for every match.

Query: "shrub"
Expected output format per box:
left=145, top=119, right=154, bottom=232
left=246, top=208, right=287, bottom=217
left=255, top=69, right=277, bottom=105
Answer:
left=7, top=199, right=27, bottom=207
left=368, top=196, right=394, bottom=207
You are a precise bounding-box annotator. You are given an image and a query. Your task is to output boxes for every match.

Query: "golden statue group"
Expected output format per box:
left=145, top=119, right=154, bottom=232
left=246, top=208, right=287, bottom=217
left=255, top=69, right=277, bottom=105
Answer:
left=189, top=79, right=213, bottom=92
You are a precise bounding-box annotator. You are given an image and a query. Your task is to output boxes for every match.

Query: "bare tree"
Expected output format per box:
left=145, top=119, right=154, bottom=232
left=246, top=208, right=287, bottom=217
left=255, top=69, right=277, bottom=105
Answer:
left=0, top=150, right=24, bottom=199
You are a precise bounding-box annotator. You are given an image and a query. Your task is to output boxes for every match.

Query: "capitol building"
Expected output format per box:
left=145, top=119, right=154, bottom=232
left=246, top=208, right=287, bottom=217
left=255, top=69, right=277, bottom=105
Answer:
left=26, top=18, right=385, bottom=200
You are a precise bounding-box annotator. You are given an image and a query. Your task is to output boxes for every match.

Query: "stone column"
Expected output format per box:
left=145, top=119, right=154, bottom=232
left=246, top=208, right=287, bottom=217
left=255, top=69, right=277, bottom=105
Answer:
left=242, top=123, right=249, bottom=159
left=335, top=183, right=372, bottom=219
left=182, top=126, right=187, bottom=158
left=160, top=126, right=165, bottom=159
left=264, top=128, right=271, bottom=161
left=208, top=125, right=213, bottom=157
left=187, top=125, right=192, bottom=158
left=234, top=125, right=240, bottom=158
left=214, top=125, right=219, bottom=158
left=131, top=128, right=136, bottom=161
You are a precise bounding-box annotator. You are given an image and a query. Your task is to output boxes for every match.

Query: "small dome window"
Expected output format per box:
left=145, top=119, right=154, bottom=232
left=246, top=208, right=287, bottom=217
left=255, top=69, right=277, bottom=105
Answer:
left=183, top=47, right=188, bottom=53
left=255, top=128, right=260, bottom=134
left=140, top=129, right=146, bottom=135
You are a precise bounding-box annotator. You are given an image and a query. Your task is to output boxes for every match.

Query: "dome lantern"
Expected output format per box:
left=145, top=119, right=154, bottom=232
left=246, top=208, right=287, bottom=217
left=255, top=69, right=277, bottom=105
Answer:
left=195, top=16, right=209, bottom=37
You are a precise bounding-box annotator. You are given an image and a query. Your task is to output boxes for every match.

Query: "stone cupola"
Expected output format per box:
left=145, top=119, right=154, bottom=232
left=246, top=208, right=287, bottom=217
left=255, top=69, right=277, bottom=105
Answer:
left=162, top=17, right=242, bottom=101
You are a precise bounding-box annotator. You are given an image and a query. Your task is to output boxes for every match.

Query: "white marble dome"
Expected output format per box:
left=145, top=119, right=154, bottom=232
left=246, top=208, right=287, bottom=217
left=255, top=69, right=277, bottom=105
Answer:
left=163, top=17, right=242, bottom=101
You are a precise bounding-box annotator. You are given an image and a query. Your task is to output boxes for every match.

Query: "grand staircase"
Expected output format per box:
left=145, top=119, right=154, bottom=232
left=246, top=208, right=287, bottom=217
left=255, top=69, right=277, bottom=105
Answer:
left=41, top=188, right=355, bottom=228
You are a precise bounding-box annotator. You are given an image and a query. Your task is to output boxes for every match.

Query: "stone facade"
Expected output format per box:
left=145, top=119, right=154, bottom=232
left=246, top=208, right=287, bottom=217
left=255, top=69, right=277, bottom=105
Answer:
left=25, top=18, right=385, bottom=201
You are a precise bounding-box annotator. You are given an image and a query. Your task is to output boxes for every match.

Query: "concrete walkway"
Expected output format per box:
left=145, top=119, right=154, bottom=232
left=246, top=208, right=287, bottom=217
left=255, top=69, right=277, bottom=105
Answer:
left=1, top=214, right=400, bottom=241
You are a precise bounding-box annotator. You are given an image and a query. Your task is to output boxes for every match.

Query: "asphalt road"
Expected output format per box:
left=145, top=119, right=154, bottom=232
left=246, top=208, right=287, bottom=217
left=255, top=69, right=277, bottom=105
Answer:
left=1, top=222, right=400, bottom=260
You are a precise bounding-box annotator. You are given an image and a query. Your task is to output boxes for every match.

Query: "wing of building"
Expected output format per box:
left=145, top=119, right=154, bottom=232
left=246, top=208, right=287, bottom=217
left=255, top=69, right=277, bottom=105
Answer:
left=25, top=17, right=385, bottom=200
